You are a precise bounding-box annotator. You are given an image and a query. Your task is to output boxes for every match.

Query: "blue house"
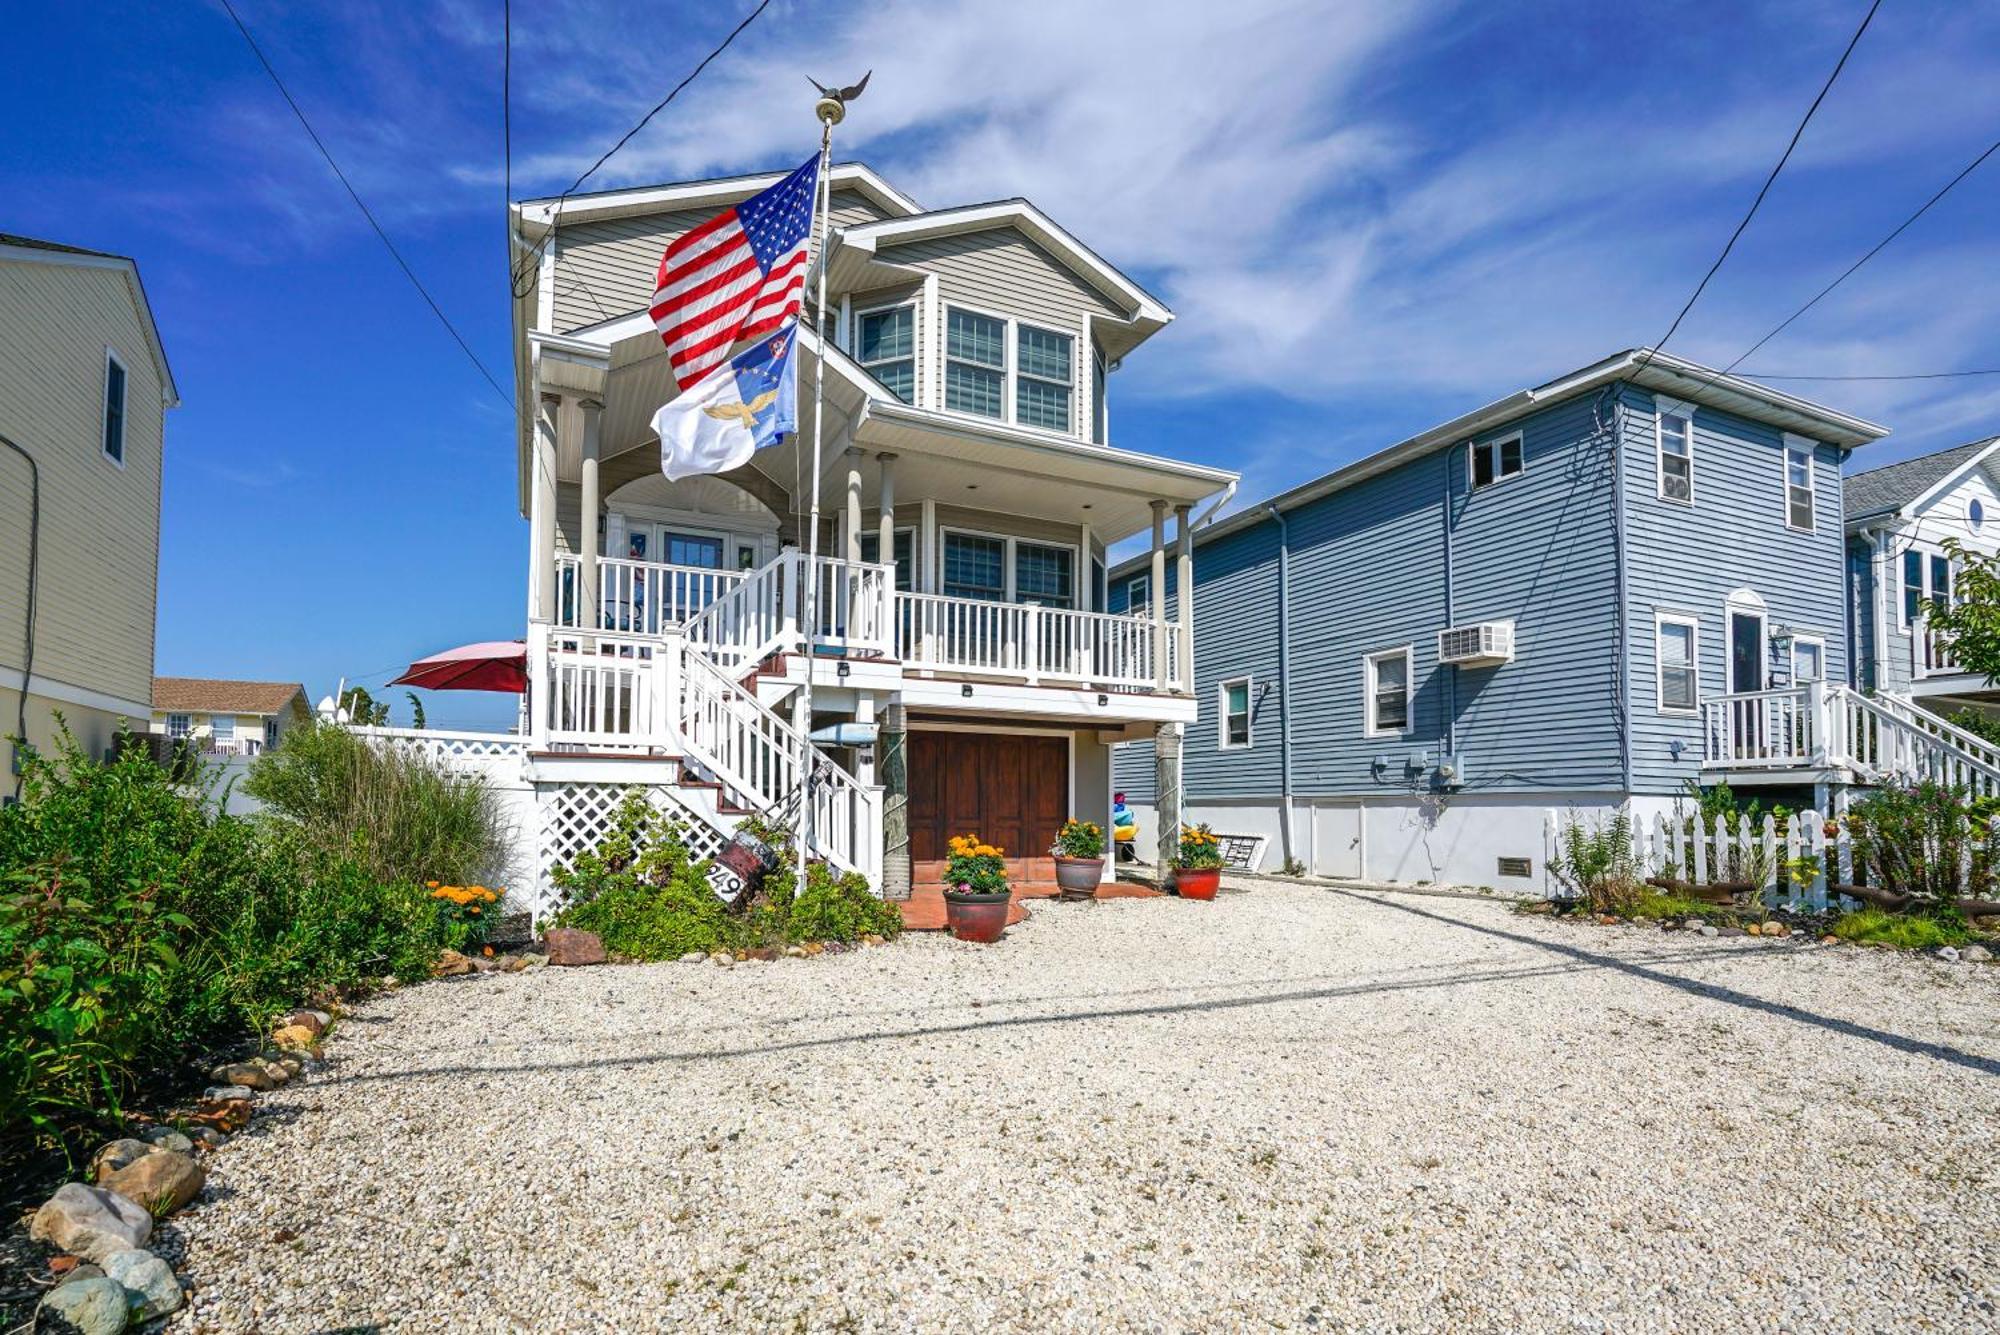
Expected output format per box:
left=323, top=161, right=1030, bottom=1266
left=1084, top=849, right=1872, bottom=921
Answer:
left=1110, top=348, right=1907, bottom=890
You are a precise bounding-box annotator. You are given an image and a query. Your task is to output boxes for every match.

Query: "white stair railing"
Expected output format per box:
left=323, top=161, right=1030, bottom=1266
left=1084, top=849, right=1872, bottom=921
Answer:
left=1701, top=682, right=2000, bottom=799
left=683, top=550, right=803, bottom=673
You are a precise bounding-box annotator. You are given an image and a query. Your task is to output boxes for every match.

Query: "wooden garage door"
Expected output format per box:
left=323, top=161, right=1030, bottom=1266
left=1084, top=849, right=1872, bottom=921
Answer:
left=909, top=732, right=1067, bottom=863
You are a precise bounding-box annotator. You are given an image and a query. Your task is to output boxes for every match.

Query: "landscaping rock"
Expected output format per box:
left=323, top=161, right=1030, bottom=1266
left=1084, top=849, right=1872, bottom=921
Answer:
left=258, top=1058, right=292, bottom=1084
left=710, top=951, right=735, bottom=968
left=862, top=934, right=886, bottom=946
left=785, top=945, right=809, bottom=959
left=468, top=955, right=498, bottom=973
left=1744, top=922, right=1761, bottom=936
left=203, top=1085, right=256, bottom=1103
left=1700, top=926, right=1719, bottom=938
left=543, top=928, right=606, bottom=967
left=36, top=1274, right=129, bottom=1335
left=90, top=1139, right=157, bottom=1179
left=104, top=1247, right=184, bottom=1319
left=272, top=1024, right=319, bottom=1053
left=1937, top=946, right=1961, bottom=963
left=1683, top=919, right=1705, bottom=932
left=30, top=1183, right=152, bottom=1262
left=501, top=953, right=532, bottom=972
left=518, top=952, right=549, bottom=970
left=54, top=1261, right=104, bottom=1286
left=276, top=1055, right=304, bottom=1077
left=1964, top=944, right=1993, bottom=963
left=747, top=947, right=780, bottom=962
left=1821, top=933, right=1841, bottom=945
left=213, top=1061, right=275, bottom=1091
left=138, top=1126, right=194, bottom=1155
left=679, top=950, right=708, bottom=963
left=1596, top=914, right=1620, bottom=926
left=434, top=949, right=473, bottom=977
left=1717, top=926, right=1746, bottom=938
left=282, top=1009, right=328, bottom=1036
left=186, top=1125, right=227, bottom=1149
left=99, top=1148, right=206, bottom=1215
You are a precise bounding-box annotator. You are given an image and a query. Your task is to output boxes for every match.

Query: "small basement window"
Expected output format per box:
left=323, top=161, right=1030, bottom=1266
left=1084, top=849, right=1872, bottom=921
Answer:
left=1471, top=432, right=1523, bottom=489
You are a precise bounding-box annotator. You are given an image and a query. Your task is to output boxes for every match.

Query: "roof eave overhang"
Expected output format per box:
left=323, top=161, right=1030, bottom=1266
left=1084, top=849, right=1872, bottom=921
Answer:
left=514, top=162, right=921, bottom=237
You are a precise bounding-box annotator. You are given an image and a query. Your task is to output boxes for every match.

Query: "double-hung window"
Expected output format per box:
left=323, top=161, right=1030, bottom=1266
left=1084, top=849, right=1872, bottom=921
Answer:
left=1784, top=439, right=1815, bottom=530
left=1126, top=573, right=1151, bottom=618
left=1014, top=541, right=1074, bottom=608
left=1016, top=325, right=1073, bottom=431
left=103, top=350, right=127, bottom=465
left=1219, top=678, right=1252, bottom=749
left=1656, top=615, right=1699, bottom=713
left=1905, top=550, right=1952, bottom=625
left=1471, top=432, right=1523, bottom=489
left=211, top=716, right=236, bottom=746
left=1364, top=648, right=1412, bottom=736
left=945, top=309, right=1006, bottom=418
left=857, top=306, right=915, bottom=403
left=941, top=532, right=1007, bottom=601
left=1657, top=403, right=1693, bottom=502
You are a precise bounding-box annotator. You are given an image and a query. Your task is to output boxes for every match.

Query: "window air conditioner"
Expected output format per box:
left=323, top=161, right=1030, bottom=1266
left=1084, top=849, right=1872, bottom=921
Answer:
left=1437, top=621, right=1515, bottom=667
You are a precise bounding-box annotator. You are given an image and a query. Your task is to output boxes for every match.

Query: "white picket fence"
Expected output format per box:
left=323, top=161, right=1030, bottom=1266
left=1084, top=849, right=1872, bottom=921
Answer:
left=1545, top=808, right=1854, bottom=912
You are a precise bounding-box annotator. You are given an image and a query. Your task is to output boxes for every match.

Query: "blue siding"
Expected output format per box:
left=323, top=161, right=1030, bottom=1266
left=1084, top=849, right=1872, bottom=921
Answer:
left=1620, top=384, right=1851, bottom=794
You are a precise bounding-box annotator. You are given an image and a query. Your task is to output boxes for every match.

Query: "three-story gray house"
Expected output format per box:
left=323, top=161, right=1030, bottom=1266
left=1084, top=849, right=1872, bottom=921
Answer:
left=1111, top=349, right=1915, bottom=890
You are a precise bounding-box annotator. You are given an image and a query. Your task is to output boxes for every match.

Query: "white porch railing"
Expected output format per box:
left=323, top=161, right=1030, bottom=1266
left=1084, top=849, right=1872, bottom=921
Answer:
left=894, top=592, right=1188, bottom=690
left=534, top=633, right=676, bottom=751
left=554, top=553, right=745, bottom=636
left=1912, top=616, right=1960, bottom=679
left=1701, top=682, right=2000, bottom=798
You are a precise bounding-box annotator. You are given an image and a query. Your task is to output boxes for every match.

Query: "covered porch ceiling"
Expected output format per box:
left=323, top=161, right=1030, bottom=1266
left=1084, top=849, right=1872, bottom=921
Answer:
left=534, top=315, right=1234, bottom=545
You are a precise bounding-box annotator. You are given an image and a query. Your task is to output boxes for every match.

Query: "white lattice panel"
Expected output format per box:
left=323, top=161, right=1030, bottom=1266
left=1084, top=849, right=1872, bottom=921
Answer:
left=530, top=781, right=730, bottom=920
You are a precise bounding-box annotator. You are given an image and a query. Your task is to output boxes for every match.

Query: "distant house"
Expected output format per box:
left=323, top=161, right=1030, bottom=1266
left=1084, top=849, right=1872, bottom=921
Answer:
left=151, top=678, right=310, bottom=757
left=0, top=233, right=178, bottom=788
left=1845, top=436, right=2000, bottom=707
left=1105, top=349, right=1971, bottom=890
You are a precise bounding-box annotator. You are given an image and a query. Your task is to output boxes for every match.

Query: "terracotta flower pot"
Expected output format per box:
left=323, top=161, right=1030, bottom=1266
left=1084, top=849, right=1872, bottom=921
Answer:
left=1175, top=867, right=1222, bottom=900
left=944, top=889, right=1012, bottom=942
left=1053, top=855, right=1104, bottom=900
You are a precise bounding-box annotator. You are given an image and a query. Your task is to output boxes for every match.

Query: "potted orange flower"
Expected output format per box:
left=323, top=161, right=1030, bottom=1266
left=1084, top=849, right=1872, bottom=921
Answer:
left=944, top=834, right=1011, bottom=942
left=1172, top=825, right=1223, bottom=900
left=1050, top=818, right=1106, bottom=900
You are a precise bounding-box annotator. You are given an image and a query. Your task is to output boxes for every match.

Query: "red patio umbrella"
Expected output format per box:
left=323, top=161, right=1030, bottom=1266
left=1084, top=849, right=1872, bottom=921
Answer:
left=388, top=640, right=528, bottom=693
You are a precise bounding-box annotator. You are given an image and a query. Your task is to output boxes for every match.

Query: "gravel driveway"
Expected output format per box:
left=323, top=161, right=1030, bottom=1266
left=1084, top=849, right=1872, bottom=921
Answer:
left=170, top=879, right=1999, bottom=1332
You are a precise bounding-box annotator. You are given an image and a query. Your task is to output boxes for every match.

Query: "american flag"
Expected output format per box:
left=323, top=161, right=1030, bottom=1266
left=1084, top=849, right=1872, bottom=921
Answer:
left=651, top=154, right=820, bottom=393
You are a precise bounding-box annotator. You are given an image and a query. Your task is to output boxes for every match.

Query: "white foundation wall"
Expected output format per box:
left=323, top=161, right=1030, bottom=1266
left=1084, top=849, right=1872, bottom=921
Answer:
left=1125, top=790, right=1631, bottom=896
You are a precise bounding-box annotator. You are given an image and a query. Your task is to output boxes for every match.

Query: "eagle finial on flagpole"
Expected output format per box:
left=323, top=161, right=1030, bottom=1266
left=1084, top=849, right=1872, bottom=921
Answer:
left=808, top=70, right=869, bottom=126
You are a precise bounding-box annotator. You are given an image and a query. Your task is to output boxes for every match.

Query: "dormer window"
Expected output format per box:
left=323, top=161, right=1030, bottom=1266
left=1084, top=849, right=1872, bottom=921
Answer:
left=857, top=305, right=915, bottom=404
left=945, top=308, right=1006, bottom=418
left=1016, top=325, right=1073, bottom=431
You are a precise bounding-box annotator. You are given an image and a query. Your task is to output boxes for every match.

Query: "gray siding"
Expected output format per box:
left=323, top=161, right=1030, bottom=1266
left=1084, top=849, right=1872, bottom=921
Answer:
left=879, top=228, right=1122, bottom=328
left=1620, top=384, right=1852, bottom=794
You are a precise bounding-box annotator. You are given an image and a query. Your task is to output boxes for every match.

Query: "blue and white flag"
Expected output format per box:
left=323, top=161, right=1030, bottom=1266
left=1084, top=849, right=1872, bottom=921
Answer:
left=651, top=323, right=798, bottom=482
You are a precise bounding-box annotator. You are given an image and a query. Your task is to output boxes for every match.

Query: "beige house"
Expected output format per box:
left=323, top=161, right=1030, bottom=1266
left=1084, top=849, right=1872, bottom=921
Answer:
left=150, top=678, right=311, bottom=757
left=385, top=160, right=1235, bottom=917
left=0, top=234, right=178, bottom=791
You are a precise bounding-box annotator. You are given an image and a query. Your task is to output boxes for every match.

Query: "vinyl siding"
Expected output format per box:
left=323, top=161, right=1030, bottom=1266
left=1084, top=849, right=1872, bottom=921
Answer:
left=548, top=189, right=892, bottom=333
left=879, top=228, right=1122, bottom=328
left=0, top=257, right=164, bottom=713
left=1620, top=383, right=1851, bottom=793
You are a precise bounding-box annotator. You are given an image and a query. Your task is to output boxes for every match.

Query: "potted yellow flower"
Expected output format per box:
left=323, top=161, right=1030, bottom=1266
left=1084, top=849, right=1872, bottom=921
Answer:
left=944, top=834, right=1011, bottom=942
left=1050, top=818, right=1106, bottom=900
left=1172, top=825, right=1223, bottom=900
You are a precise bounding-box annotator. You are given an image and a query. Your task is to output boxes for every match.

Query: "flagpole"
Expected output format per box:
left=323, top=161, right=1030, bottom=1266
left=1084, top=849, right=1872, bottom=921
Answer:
left=797, top=98, right=838, bottom=897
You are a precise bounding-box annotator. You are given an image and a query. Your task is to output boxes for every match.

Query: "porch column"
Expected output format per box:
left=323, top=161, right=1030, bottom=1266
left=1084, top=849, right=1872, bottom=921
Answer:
left=578, top=399, right=603, bottom=632
left=1156, top=721, right=1183, bottom=879
left=876, top=453, right=897, bottom=561
left=529, top=393, right=560, bottom=623
left=844, top=448, right=865, bottom=564
left=1175, top=503, right=1193, bottom=691
left=1150, top=500, right=1168, bottom=691
left=880, top=696, right=911, bottom=900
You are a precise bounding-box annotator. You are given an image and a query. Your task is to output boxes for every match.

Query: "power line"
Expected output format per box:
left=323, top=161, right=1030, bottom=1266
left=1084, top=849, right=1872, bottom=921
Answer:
left=509, top=0, right=776, bottom=298
left=1711, top=137, right=2000, bottom=382
left=1634, top=0, right=1883, bottom=375
left=218, top=0, right=510, bottom=405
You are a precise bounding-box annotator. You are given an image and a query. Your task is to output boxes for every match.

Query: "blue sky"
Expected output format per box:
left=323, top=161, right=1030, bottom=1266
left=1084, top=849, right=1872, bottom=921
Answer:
left=6, top=1, right=1998, bottom=730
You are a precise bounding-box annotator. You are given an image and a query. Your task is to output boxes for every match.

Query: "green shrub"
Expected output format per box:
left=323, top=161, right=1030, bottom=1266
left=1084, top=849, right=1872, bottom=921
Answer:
left=1844, top=781, right=1995, bottom=905
left=1549, top=811, right=1643, bottom=913
left=1831, top=907, right=1971, bottom=950
left=550, top=792, right=900, bottom=960
left=244, top=722, right=504, bottom=889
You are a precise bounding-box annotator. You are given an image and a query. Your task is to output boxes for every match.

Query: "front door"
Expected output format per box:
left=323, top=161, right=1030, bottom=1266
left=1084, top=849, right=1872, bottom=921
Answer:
left=1729, top=607, right=1767, bottom=757
left=908, top=732, right=1067, bottom=867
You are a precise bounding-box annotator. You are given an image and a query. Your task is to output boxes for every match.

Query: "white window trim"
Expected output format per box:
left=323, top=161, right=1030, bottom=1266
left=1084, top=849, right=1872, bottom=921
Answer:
left=1469, top=430, right=1525, bottom=490
left=1724, top=595, right=1769, bottom=694
left=937, top=525, right=1080, bottom=607
left=858, top=524, right=918, bottom=589
left=165, top=713, right=191, bottom=738
left=854, top=299, right=918, bottom=404
left=941, top=302, right=1013, bottom=425
left=1127, top=573, right=1151, bottom=617
left=1362, top=645, right=1415, bottom=739
left=1218, top=676, right=1254, bottom=750
left=1654, top=612, right=1701, bottom=715
left=1783, top=433, right=1816, bottom=532
left=1015, top=320, right=1076, bottom=434
left=1790, top=633, right=1825, bottom=685
left=102, top=345, right=128, bottom=469
left=1654, top=395, right=1694, bottom=505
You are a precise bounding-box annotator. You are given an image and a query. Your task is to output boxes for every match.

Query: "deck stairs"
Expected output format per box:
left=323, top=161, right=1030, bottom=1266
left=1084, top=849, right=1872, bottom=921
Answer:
left=1704, top=682, right=2000, bottom=798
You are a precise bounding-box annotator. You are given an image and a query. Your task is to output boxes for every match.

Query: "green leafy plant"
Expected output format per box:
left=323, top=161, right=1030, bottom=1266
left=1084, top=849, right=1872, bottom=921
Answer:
left=1843, top=781, right=1995, bottom=906
left=1830, top=907, right=1971, bottom=950
left=1050, top=818, right=1105, bottom=859
left=1173, top=824, right=1222, bottom=871
left=945, top=834, right=1010, bottom=894
left=1549, top=810, right=1641, bottom=913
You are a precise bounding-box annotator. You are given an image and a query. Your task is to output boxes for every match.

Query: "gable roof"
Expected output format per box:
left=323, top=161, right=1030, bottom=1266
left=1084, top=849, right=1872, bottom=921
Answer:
left=0, top=233, right=180, bottom=407
left=1113, top=347, right=1891, bottom=575
left=513, top=161, right=922, bottom=232
left=1844, top=437, right=2000, bottom=523
left=153, top=678, right=308, bottom=716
